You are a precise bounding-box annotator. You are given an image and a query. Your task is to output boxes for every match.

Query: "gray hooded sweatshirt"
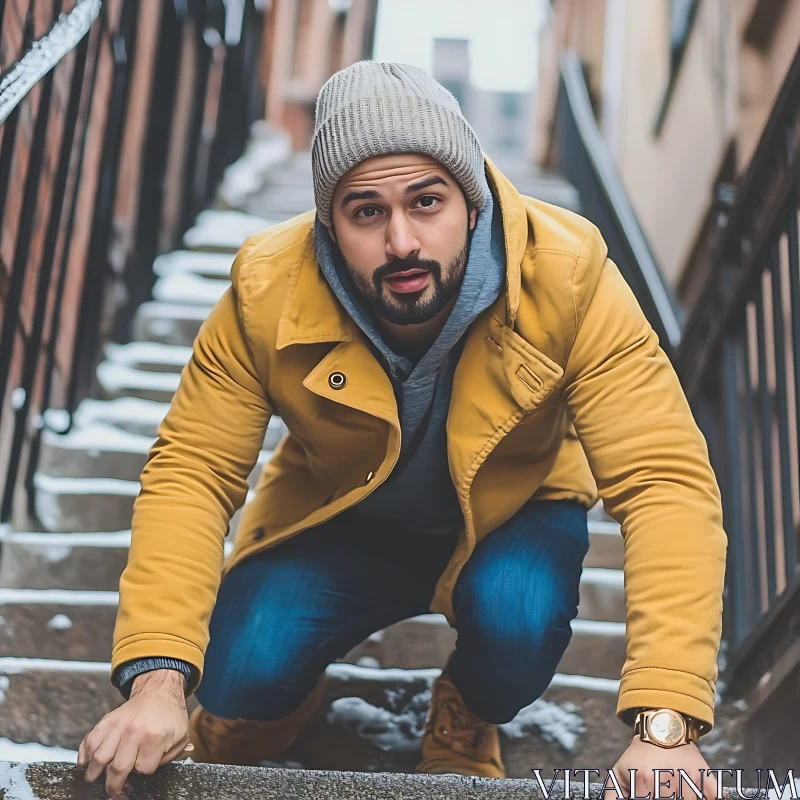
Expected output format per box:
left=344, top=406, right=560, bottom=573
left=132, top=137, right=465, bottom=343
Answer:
left=313, top=185, right=507, bottom=535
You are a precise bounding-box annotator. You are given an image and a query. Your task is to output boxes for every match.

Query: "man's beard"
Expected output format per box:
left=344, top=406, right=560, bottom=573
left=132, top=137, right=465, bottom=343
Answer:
left=344, top=239, right=470, bottom=326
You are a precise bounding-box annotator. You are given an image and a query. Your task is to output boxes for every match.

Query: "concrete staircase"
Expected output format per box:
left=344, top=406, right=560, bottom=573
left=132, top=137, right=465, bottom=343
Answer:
left=0, top=148, right=750, bottom=797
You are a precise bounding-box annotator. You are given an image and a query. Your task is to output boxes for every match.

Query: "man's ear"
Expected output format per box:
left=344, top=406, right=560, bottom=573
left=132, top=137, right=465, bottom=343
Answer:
left=468, top=206, right=478, bottom=231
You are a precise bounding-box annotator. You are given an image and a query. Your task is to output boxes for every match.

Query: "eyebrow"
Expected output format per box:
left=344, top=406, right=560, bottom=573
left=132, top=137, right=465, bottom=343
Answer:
left=340, top=175, right=450, bottom=207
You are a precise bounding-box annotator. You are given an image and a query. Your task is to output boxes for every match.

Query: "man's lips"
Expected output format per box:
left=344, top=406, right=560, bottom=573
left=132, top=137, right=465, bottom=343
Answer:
left=383, top=269, right=430, bottom=294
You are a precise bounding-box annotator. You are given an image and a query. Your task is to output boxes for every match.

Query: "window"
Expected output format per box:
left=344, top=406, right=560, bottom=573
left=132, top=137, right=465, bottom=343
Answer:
left=654, top=0, right=699, bottom=135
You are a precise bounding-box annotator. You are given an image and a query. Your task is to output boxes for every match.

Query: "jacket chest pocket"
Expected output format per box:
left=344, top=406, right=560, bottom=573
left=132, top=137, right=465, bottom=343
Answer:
left=500, top=323, right=565, bottom=415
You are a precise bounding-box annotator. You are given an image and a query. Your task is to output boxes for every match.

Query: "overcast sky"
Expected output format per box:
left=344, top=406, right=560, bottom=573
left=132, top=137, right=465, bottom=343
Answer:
left=372, top=0, right=544, bottom=93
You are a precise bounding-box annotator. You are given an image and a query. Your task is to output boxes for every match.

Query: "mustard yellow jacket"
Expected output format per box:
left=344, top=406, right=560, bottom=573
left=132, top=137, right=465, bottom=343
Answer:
left=113, top=159, right=727, bottom=731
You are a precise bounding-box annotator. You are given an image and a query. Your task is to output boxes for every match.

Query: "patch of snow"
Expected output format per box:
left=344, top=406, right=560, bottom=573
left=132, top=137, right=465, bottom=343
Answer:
left=33, top=473, right=141, bottom=495
left=366, top=630, right=384, bottom=643
left=0, top=675, right=8, bottom=702
left=0, top=530, right=132, bottom=547
left=39, top=545, right=72, bottom=564
left=581, top=567, right=624, bottom=587
left=734, top=698, right=747, bottom=711
left=325, top=663, right=439, bottom=685
left=0, top=589, right=118, bottom=606
left=153, top=273, right=228, bottom=306
left=548, top=673, right=619, bottom=694
left=153, top=250, right=233, bottom=280
left=0, top=616, right=4, bottom=626
left=10, top=387, right=26, bottom=410
left=97, top=361, right=180, bottom=393
left=137, top=301, right=211, bottom=320
left=74, top=397, right=170, bottom=427
left=219, top=127, right=292, bottom=207
left=184, top=210, right=275, bottom=251
left=46, top=614, right=73, bottom=631
left=42, top=408, right=70, bottom=432
left=587, top=519, right=620, bottom=535
left=326, top=690, right=430, bottom=753
left=356, top=657, right=380, bottom=668
left=0, top=657, right=110, bottom=675
left=569, top=619, right=626, bottom=637
left=42, top=421, right=155, bottom=453
left=0, top=737, right=78, bottom=763
left=500, top=698, right=585, bottom=753
left=105, top=341, right=192, bottom=367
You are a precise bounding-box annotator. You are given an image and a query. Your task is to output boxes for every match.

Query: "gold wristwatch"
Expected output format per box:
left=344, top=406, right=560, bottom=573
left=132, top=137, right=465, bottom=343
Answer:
left=633, top=707, right=702, bottom=748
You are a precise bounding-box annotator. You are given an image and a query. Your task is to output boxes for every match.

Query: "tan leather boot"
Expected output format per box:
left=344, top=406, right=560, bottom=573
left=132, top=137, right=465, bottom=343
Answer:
left=415, top=668, right=505, bottom=778
left=188, top=673, right=327, bottom=765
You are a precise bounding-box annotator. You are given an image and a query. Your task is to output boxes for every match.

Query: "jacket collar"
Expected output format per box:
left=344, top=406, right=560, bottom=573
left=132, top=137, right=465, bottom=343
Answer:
left=274, top=157, right=529, bottom=350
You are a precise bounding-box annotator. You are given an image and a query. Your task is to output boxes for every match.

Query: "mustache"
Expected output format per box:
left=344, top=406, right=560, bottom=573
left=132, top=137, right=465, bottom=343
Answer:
left=373, top=256, right=442, bottom=287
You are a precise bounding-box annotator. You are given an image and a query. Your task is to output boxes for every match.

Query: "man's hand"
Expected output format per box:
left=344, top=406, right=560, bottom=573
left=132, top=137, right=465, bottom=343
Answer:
left=603, top=735, right=718, bottom=800
left=77, top=669, right=191, bottom=799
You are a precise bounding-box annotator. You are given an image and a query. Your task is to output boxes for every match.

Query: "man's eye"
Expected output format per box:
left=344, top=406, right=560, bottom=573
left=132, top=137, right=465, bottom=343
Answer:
left=416, top=195, right=440, bottom=209
left=355, top=206, right=382, bottom=219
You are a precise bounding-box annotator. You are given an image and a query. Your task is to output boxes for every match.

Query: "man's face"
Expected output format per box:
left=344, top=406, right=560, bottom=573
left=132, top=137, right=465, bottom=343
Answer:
left=329, top=154, right=478, bottom=327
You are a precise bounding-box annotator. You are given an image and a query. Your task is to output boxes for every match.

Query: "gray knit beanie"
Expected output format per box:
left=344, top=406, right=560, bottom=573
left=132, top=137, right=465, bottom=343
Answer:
left=311, top=60, right=490, bottom=226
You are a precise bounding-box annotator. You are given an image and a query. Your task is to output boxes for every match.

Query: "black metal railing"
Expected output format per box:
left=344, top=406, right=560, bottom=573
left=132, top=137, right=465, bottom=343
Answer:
left=0, top=0, right=266, bottom=526
left=676, top=44, right=800, bottom=692
left=553, top=50, right=683, bottom=361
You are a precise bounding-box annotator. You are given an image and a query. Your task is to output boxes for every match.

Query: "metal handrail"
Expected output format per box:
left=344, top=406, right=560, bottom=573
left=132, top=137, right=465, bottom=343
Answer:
left=0, top=0, right=100, bottom=125
left=556, top=50, right=683, bottom=356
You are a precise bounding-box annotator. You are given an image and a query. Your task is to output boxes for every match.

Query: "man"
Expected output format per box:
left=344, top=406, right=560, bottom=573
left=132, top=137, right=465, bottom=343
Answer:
left=79, top=61, right=726, bottom=798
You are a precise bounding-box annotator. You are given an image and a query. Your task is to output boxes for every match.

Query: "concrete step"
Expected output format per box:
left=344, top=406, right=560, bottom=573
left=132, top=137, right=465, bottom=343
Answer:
left=104, top=341, right=192, bottom=373
left=63, top=398, right=288, bottom=443
left=0, top=517, right=619, bottom=593
left=152, top=250, right=234, bottom=282
left=0, top=530, right=235, bottom=591
left=183, top=210, right=275, bottom=253
left=0, top=660, right=748, bottom=774
left=38, top=425, right=280, bottom=482
left=96, top=361, right=180, bottom=403
left=0, top=595, right=625, bottom=679
left=152, top=272, right=229, bottom=306
left=30, top=474, right=254, bottom=534
left=1, top=763, right=702, bottom=800
left=245, top=187, right=315, bottom=220
left=132, top=301, right=211, bottom=346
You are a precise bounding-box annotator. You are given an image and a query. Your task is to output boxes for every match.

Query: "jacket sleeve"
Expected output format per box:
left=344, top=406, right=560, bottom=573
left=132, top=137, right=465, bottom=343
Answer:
left=562, top=247, right=727, bottom=733
left=111, top=246, right=273, bottom=694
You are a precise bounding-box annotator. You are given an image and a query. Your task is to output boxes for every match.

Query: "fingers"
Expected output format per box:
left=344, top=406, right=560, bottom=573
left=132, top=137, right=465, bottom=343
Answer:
left=702, top=770, right=718, bottom=800
left=82, top=726, right=122, bottom=784
left=104, top=733, right=140, bottom=799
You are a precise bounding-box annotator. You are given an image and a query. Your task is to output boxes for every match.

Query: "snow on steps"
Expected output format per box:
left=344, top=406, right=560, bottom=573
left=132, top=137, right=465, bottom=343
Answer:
left=183, top=210, right=276, bottom=253
left=0, top=520, right=623, bottom=593
left=152, top=271, right=229, bottom=306
left=0, top=529, right=235, bottom=591
left=30, top=474, right=255, bottom=534
left=104, top=341, right=193, bottom=373
left=152, top=249, right=234, bottom=281
left=0, top=591, right=626, bottom=678
left=132, top=301, right=211, bottom=346
left=56, top=397, right=289, bottom=443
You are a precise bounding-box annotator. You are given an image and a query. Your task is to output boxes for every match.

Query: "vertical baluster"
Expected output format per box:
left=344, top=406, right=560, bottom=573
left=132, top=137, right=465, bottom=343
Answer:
left=787, top=198, right=800, bottom=582
left=742, top=312, right=763, bottom=630
left=756, top=278, right=778, bottom=604
left=722, top=337, right=749, bottom=647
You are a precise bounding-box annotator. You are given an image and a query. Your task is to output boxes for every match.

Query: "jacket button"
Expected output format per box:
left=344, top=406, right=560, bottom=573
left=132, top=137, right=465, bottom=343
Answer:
left=253, top=527, right=266, bottom=541
left=328, top=371, right=347, bottom=390
left=365, top=471, right=375, bottom=484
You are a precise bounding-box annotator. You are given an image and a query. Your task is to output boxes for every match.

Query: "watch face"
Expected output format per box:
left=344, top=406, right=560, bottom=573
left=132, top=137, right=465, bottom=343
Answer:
left=648, top=711, right=685, bottom=745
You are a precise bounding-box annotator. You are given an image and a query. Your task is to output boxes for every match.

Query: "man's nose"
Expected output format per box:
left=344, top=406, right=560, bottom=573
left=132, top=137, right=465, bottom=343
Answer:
left=385, top=214, right=420, bottom=260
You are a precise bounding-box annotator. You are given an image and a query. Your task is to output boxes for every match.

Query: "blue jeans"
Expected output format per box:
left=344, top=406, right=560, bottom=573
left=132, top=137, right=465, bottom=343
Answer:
left=196, top=498, right=589, bottom=725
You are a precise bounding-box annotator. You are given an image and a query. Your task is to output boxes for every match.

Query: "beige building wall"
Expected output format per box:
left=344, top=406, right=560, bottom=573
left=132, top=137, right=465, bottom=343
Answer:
left=533, top=0, right=800, bottom=293
left=610, top=0, right=737, bottom=287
